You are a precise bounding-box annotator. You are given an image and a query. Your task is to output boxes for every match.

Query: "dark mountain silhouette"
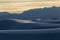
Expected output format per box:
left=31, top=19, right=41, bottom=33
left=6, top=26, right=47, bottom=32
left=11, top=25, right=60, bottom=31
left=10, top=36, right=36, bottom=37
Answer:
left=19, top=6, right=60, bottom=20
left=0, top=6, right=60, bottom=20
left=0, top=12, right=10, bottom=19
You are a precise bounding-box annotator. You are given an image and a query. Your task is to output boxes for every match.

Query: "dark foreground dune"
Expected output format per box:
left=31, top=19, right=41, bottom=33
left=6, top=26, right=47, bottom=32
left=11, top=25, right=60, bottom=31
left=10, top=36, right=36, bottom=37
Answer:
left=0, top=28, right=60, bottom=40
left=0, top=27, right=59, bottom=39
left=0, top=33, right=60, bottom=40
left=0, top=19, right=60, bottom=40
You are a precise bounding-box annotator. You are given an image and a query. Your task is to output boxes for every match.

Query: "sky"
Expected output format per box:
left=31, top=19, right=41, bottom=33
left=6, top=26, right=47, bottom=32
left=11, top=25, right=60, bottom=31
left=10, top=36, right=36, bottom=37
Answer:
left=0, top=0, right=60, bottom=13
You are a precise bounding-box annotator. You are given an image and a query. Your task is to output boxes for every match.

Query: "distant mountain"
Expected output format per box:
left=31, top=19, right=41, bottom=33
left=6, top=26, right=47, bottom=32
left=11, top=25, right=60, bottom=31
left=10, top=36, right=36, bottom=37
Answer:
left=19, top=6, right=60, bottom=20
left=0, top=6, right=60, bottom=20
left=0, top=12, right=10, bottom=19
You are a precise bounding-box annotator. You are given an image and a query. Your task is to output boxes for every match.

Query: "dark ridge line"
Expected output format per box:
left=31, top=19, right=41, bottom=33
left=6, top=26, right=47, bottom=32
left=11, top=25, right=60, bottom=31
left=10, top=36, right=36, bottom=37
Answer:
left=21, top=6, right=60, bottom=13
left=0, top=6, right=59, bottom=14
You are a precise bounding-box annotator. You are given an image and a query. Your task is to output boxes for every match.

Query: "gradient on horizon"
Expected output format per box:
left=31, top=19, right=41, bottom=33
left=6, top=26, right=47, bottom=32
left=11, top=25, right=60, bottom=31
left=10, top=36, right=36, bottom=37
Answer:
left=0, top=0, right=60, bottom=13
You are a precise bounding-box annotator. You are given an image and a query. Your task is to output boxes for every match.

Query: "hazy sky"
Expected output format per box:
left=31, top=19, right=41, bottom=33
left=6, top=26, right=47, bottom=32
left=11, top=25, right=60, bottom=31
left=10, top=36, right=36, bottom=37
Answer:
left=0, top=0, right=60, bottom=13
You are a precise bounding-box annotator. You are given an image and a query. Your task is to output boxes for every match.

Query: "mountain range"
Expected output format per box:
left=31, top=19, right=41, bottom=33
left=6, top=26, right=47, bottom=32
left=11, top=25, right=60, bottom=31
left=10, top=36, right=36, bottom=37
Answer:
left=0, top=6, right=60, bottom=20
left=0, top=6, right=60, bottom=30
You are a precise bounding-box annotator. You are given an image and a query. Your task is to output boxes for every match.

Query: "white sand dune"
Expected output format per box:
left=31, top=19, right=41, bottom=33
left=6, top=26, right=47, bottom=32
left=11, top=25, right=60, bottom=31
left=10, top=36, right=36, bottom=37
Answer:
left=0, top=28, right=60, bottom=34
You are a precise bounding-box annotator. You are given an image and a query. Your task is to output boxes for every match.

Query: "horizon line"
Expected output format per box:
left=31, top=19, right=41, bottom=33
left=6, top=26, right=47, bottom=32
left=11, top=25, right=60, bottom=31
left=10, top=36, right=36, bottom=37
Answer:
left=0, top=6, right=59, bottom=14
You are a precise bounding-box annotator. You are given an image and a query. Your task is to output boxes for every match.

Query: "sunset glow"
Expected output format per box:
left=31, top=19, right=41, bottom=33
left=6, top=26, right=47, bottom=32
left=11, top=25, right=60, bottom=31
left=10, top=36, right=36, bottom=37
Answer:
left=0, top=0, right=60, bottom=13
